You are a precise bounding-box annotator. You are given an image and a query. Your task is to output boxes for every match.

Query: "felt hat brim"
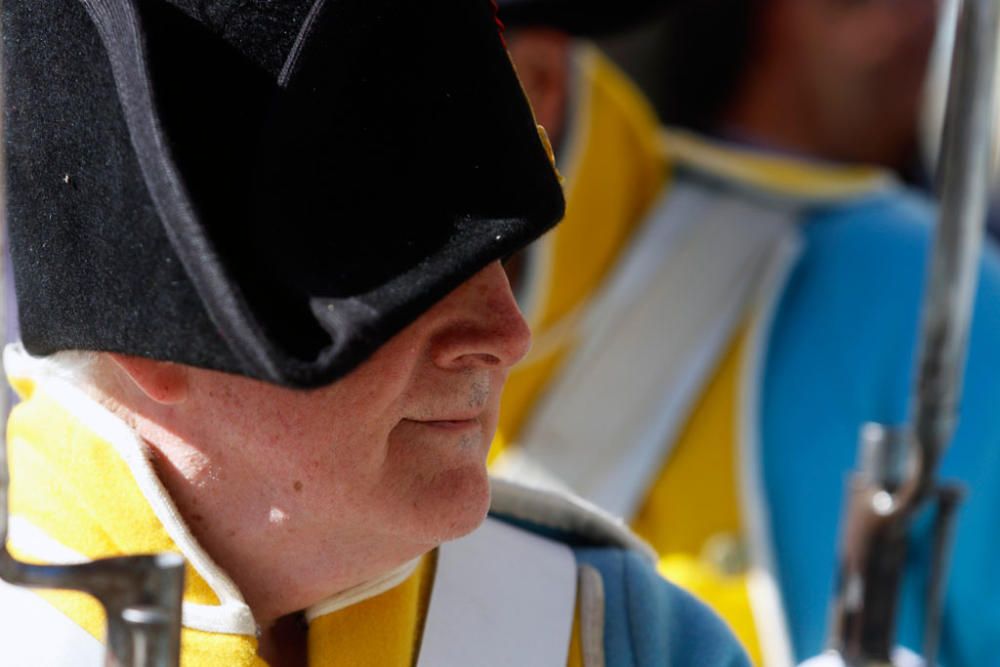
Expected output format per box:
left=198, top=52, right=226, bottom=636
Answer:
left=4, top=0, right=564, bottom=387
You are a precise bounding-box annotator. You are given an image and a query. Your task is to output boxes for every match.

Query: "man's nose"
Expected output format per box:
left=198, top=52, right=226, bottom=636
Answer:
left=429, top=261, right=532, bottom=371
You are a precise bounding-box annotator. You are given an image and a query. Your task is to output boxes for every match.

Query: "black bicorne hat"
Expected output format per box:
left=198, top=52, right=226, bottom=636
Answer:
left=1, top=0, right=564, bottom=388
left=496, top=0, right=672, bottom=36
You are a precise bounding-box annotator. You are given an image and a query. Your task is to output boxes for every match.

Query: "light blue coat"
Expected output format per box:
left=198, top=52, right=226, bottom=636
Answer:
left=491, top=503, right=752, bottom=667
left=758, top=183, right=1000, bottom=665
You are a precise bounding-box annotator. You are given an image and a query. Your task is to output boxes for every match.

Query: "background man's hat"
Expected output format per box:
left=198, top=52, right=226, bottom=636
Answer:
left=496, top=0, right=673, bottom=36
left=2, top=0, right=564, bottom=388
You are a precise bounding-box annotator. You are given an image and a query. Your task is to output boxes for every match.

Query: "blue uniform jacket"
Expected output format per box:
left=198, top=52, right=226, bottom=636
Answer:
left=493, top=504, right=752, bottom=667
left=762, top=189, right=1000, bottom=665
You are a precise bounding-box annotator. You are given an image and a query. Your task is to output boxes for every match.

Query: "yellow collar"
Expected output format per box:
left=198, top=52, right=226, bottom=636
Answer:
left=661, top=127, right=897, bottom=203
left=494, top=45, right=665, bottom=447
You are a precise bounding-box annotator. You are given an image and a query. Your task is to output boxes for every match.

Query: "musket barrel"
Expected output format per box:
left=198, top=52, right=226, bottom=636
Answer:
left=829, top=0, right=1000, bottom=664
left=914, top=0, right=1000, bottom=485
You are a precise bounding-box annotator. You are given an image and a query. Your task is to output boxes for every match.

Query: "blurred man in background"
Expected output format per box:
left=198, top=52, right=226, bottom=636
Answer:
left=496, top=1, right=1000, bottom=664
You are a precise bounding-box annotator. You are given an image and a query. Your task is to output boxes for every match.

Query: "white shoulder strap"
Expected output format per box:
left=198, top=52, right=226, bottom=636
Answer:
left=0, top=581, right=104, bottom=667
left=417, top=517, right=578, bottom=667
left=505, top=180, right=801, bottom=519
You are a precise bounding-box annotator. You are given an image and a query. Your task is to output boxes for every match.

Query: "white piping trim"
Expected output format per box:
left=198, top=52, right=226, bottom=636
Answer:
left=577, top=564, right=606, bottom=667
left=737, top=235, right=803, bottom=667
left=4, top=344, right=256, bottom=636
left=304, top=557, right=421, bottom=622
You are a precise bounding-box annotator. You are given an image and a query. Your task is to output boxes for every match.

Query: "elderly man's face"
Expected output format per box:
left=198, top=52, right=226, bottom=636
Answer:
left=132, top=261, right=530, bottom=608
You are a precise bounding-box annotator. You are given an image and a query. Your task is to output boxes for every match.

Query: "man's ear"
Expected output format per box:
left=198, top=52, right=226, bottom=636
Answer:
left=108, top=354, right=189, bottom=405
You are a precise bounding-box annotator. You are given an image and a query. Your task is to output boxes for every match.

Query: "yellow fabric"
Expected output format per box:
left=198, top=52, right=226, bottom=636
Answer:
left=6, top=578, right=263, bottom=666
left=6, top=379, right=266, bottom=667
left=308, top=548, right=588, bottom=667
left=491, top=46, right=666, bottom=457
left=308, top=545, right=589, bottom=667
left=630, top=329, right=762, bottom=664
left=487, top=46, right=765, bottom=660
left=489, top=53, right=897, bottom=662
left=630, top=332, right=745, bottom=552
left=492, top=55, right=890, bottom=461
left=7, top=390, right=220, bottom=606
left=7, top=376, right=586, bottom=665
left=2, top=583, right=260, bottom=667
left=307, top=554, right=436, bottom=667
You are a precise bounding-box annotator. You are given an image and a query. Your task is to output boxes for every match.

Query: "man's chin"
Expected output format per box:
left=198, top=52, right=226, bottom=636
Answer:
left=406, top=462, right=493, bottom=545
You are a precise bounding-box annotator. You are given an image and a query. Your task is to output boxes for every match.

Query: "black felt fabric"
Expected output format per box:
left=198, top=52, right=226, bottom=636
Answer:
left=160, top=0, right=313, bottom=77
left=497, top=0, right=674, bottom=36
left=3, top=0, right=564, bottom=388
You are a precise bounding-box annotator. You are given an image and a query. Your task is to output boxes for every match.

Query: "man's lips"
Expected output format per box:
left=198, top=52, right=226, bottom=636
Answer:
left=402, top=417, right=482, bottom=432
